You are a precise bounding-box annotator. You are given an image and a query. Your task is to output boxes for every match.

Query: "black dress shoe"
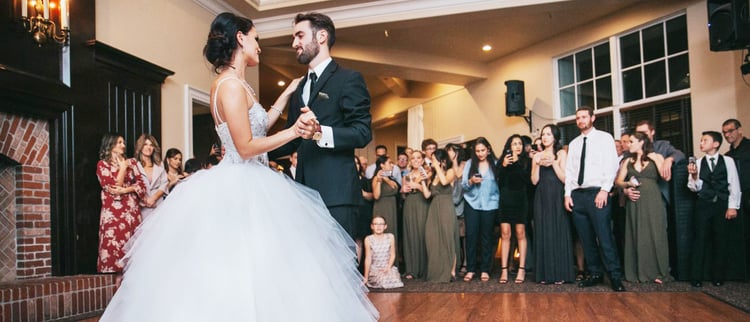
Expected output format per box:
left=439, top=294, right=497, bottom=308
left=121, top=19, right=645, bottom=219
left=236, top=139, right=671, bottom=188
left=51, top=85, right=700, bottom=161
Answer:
left=578, top=275, right=603, bottom=288
left=712, top=281, right=723, bottom=287
left=610, top=278, right=626, bottom=292
left=691, top=281, right=702, bottom=287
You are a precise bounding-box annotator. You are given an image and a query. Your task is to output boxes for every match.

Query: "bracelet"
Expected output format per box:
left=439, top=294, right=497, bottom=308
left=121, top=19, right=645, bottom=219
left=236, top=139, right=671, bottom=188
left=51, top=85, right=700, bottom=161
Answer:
left=270, top=106, right=283, bottom=115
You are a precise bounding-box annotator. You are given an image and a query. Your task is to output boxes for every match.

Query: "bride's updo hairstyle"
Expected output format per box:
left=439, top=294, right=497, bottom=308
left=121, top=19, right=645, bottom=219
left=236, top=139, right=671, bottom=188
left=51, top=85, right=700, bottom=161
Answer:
left=203, top=12, right=255, bottom=73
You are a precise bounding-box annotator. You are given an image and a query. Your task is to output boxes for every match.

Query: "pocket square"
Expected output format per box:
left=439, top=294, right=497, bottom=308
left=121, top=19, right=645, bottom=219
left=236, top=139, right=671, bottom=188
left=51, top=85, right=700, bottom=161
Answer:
left=317, top=92, right=329, bottom=100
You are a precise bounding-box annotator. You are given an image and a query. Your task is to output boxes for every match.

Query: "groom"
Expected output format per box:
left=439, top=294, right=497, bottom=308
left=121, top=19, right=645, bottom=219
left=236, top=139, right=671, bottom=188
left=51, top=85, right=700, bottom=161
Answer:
left=271, top=12, right=372, bottom=239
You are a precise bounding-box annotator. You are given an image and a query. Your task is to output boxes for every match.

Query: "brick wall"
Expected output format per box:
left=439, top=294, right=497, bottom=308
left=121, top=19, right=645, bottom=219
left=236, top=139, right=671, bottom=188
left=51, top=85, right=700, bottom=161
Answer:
left=0, top=112, right=51, bottom=279
left=0, top=275, right=114, bottom=320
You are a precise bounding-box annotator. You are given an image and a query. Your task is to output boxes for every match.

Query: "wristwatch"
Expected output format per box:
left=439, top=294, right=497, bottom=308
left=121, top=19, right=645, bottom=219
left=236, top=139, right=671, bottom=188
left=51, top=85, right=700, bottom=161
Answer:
left=312, top=121, right=322, bottom=141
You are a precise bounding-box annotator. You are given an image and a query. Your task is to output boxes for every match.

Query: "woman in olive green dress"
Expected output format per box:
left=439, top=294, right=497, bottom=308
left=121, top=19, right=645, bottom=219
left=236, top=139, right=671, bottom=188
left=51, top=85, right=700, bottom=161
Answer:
left=615, top=132, right=672, bottom=284
left=401, top=151, right=431, bottom=279
left=372, top=155, right=399, bottom=244
left=424, top=149, right=459, bottom=282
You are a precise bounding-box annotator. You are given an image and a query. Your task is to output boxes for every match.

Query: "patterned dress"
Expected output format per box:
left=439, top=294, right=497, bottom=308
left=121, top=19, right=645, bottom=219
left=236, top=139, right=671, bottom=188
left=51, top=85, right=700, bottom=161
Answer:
left=365, top=233, right=404, bottom=289
left=96, top=158, right=146, bottom=273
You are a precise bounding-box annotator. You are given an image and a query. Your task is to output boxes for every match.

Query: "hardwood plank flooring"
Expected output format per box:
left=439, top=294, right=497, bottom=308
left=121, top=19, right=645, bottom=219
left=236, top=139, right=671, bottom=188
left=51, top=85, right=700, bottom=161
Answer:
left=369, top=292, right=750, bottom=321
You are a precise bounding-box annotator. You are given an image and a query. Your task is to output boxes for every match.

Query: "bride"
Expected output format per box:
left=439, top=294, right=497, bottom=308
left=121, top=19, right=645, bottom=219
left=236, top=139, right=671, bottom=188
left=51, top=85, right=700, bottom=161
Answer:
left=100, top=12, right=379, bottom=321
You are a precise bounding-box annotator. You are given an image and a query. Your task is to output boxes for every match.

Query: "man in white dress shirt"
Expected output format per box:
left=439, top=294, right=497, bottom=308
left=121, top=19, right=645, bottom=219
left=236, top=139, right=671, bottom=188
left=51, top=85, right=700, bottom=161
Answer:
left=564, top=106, right=625, bottom=292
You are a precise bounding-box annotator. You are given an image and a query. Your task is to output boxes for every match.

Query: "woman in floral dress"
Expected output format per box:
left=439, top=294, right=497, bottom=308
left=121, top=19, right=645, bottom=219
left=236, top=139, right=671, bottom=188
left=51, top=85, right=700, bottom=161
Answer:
left=96, top=133, right=146, bottom=286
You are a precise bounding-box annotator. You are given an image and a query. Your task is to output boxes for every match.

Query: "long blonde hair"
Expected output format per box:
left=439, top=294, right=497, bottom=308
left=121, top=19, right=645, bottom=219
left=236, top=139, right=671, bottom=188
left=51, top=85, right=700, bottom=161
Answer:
left=135, top=133, right=162, bottom=165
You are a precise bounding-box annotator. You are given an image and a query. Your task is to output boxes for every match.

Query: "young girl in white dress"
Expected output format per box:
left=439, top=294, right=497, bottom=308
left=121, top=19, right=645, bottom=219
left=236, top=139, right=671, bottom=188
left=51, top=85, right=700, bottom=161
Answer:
left=363, top=216, right=404, bottom=289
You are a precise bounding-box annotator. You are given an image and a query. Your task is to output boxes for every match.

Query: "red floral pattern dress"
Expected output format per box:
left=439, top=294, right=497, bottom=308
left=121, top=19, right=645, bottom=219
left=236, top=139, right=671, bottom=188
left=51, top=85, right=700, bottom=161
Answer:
left=96, top=158, right=146, bottom=273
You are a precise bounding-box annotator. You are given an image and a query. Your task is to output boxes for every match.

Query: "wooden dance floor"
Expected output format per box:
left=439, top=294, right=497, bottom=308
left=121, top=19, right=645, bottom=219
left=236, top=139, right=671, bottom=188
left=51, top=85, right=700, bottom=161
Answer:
left=368, top=292, right=750, bottom=321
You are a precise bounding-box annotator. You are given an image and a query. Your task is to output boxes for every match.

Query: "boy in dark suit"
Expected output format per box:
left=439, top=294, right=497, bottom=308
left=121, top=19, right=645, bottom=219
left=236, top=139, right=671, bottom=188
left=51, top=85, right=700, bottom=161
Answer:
left=687, top=131, right=742, bottom=287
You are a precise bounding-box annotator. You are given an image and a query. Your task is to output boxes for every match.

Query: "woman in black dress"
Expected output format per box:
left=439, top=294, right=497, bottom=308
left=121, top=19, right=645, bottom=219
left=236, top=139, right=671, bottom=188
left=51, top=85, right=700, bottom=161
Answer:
left=497, top=134, right=532, bottom=283
left=531, top=124, right=575, bottom=284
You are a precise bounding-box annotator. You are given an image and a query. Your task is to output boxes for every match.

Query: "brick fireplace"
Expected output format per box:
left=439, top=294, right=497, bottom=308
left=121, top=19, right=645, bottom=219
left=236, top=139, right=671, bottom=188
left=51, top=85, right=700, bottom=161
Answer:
left=0, top=112, right=113, bottom=320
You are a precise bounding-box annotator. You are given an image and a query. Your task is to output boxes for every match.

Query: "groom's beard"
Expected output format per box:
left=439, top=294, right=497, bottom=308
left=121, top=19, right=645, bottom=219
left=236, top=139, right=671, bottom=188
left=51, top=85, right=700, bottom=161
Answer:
left=297, top=39, right=320, bottom=65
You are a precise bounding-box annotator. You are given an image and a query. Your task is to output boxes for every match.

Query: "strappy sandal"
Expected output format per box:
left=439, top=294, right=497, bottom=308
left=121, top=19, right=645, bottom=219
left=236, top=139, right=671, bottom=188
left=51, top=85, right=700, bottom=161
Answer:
left=463, top=272, right=475, bottom=282
left=515, top=267, right=526, bottom=284
left=480, top=272, right=490, bottom=282
left=498, top=267, right=508, bottom=284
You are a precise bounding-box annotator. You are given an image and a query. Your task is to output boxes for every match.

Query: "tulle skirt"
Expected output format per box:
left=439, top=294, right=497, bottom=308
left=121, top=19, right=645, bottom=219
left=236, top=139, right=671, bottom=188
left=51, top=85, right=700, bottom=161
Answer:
left=100, top=161, right=379, bottom=322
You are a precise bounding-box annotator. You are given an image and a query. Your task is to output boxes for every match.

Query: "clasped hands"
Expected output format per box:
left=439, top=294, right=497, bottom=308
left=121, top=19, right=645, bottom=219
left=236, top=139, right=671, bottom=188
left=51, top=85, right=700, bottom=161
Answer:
left=293, top=107, right=320, bottom=140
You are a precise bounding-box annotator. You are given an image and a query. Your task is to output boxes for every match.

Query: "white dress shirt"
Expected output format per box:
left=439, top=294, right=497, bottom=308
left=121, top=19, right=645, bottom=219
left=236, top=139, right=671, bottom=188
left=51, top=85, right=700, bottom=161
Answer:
left=564, top=127, right=619, bottom=196
left=303, top=57, right=336, bottom=149
left=687, top=153, right=742, bottom=209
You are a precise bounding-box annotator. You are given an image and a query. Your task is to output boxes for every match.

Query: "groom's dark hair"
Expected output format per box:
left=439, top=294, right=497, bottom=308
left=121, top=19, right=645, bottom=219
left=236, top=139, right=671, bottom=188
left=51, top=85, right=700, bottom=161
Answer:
left=294, top=12, right=336, bottom=48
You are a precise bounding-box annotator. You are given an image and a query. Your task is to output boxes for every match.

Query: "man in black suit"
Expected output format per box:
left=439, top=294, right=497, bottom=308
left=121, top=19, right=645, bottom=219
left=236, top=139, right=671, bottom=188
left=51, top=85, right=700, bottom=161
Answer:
left=271, top=12, right=372, bottom=239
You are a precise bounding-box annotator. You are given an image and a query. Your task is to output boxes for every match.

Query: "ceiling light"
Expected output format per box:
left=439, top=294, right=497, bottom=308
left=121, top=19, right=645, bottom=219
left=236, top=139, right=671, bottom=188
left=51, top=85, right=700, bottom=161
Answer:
left=384, top=30, right=389, bottom=38
left=277, top=80, right=286, bottom=87
left=482, top=44, right=492, bottom=52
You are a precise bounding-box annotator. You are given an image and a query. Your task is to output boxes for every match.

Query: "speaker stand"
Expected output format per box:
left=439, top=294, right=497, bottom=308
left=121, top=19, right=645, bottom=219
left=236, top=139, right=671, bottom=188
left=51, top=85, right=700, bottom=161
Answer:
left=522, top=115, right=532, bottom=133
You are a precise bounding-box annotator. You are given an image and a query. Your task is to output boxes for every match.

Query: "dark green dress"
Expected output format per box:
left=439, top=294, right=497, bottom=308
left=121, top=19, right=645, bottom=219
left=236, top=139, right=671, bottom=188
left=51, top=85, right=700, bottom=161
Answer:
left=425, top=182, right=458, bottom=282
left=624, top=161, right=672, bottom=282
left=373, top=181, right=399, bottom=241
left=403, top=189, right=429, bottom=278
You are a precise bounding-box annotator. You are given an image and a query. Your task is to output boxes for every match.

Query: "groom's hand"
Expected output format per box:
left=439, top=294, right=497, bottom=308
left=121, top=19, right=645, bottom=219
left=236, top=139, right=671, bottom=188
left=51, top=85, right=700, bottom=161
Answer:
left=294, top=107, right=317, bottom=139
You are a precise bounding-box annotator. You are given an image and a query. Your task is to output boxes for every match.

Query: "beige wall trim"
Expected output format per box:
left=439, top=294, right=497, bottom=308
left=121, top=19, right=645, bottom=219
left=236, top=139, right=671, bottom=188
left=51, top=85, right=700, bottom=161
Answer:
left=184, top=85, right=210, bottom=159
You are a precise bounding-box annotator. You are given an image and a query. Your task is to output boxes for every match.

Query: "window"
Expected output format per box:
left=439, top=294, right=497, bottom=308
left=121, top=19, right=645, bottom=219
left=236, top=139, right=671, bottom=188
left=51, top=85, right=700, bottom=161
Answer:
left=619, top=15, right=689, bottom=103
left=557, top=42, right=612, bottom=117
left=620, top=97, right=693, bottom=156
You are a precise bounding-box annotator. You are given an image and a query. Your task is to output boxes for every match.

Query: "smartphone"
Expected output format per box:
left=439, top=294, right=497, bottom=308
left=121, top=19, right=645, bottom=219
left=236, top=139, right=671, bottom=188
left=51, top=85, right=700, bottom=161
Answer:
left=473, top=173, right=482, bottom=178
left=505, top=149, right=512, bottom=157
left=688, top=156, right=696, bottom=165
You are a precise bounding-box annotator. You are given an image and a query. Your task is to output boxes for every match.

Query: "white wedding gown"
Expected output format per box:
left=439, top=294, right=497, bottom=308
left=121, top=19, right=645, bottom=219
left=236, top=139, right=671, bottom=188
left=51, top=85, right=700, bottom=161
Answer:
left=100, top=88, right=379, bottom=321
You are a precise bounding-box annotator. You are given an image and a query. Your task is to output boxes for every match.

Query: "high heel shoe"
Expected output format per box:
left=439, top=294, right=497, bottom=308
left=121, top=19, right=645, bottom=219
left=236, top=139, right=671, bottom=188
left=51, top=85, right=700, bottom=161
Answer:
left=498, top=267, right=508, bottom=284
left=515, top=267, right=526, bottom=284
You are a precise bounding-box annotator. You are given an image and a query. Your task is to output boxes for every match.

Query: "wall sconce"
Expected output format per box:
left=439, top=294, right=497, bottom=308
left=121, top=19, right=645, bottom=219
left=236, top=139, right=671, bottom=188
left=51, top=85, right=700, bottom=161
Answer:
left=19, top=0, right=70, bottom=46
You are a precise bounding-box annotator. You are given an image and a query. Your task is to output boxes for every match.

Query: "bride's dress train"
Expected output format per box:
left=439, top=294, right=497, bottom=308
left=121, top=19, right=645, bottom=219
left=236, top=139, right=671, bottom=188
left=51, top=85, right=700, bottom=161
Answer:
left=100, top=99, right=378, bottom=321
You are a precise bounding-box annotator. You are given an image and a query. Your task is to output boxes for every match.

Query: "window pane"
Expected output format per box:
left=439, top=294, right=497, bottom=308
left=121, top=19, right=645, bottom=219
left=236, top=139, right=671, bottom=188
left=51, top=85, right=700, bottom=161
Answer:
left=620, top=32, right=641, bottom=68
left=642, top=24, right=664, bottom=62
left=575, top=49, right=593, bottom=81
left=594, top=43, right=610, bottom=76
left=622, top=67, right=642, bottom=102
left=596, top=76, right=612, bottom=108
left=558, top=55, right=574, bottom=87
left=644, top=61, right=666, bottom=97
left=669, top=53, right=690, bottom=91
left=666, top=15, right=688, bottom=54
left=560, top=87, right=576, bottom=117
left=578, top=81, right=594, bottom=109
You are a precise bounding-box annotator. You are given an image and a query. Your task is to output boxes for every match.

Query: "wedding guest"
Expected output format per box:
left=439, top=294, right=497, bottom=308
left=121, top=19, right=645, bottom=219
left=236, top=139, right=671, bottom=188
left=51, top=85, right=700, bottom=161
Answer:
left=96, top=133, right=146, bottom=287
left=372, top=155, right=399, bottom=246
left=532, top=124, right=575, bottom=285
left=286, top=151, right=298, bottom=179
left=184, top=158, right=202, bottom=175
left=461, top=137, right=500, bottom=282
left=355, top=156, right=374, bottom=265
left=615, top=132, right=672, bottom=284
left=497, top=134, right=532, bottom=284
left=446, top=143, right=468, bottom=275
left=363, top=216, right=404, bottom=289
left=688, top=131, right=742, bottom=287
left=135, top=134, right=168, bottom=220
left=163, top=148, right=185, bottom=193
left=564, top=106, right=624, bottom=292
left=722, top=119, right=750, bottom=279
left=401, top=150, right=430, bottom=279
left=422, top=139, right=438, bottom=166
left=627, top=120, right=685, bottom=205
left=205, top=154, right=221, bottom=169
left=424, top=149, right=458, bottom=282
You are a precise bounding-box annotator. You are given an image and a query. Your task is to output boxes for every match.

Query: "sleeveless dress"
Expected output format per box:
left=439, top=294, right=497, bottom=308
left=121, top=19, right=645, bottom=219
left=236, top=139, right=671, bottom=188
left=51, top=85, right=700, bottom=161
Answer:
left=372, top=181, right=399, bottom=242
left=623, top=161, right=672, bottom=283
left=402, top=179, right=430, bottom=278
left=425, top=182, right=458, bottom=282
left=100, top=77, right=379, bottom=322
left=365, top=233, right=404, bottom=289
left=533, top=166, right=575, bottom=283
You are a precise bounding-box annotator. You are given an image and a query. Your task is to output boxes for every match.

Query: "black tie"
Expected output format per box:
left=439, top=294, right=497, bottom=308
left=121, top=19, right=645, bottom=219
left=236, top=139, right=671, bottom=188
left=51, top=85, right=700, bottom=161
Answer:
left=578, top=137, right=587, bottom=185
left=309, top=72, right=318, bottom=90
left=710, top=157, right=716, bottom=172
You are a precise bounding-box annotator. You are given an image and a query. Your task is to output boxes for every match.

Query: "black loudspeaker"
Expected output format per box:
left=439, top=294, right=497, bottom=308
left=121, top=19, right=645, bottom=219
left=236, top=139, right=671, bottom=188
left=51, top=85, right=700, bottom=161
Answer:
left=505, top=80, right=525, bottom=116
left=708, top=0, right=750, bottom=51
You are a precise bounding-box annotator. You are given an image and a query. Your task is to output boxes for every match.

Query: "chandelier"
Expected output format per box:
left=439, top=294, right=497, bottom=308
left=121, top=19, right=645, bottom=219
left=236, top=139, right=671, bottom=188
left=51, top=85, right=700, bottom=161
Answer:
left=19, top=0, right=70, bottom=46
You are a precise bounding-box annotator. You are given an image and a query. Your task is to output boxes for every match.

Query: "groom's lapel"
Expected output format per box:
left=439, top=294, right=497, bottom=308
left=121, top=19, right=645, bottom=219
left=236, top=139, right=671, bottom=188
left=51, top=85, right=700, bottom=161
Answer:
left=309, top=62, right=337, bottom=106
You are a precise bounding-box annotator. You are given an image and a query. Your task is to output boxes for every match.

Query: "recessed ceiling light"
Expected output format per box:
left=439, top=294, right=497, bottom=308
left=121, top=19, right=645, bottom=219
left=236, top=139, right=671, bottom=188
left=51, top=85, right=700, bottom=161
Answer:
left=277, top=80, right=286, bottom=87
left=482, top=44, right=492, bottom=52
left=384, top=30, right=389, bottom=38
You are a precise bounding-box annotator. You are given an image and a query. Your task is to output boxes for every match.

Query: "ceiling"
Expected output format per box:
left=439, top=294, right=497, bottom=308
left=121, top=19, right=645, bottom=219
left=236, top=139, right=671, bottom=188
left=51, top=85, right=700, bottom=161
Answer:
left=194, top=0, right=655, bottom=123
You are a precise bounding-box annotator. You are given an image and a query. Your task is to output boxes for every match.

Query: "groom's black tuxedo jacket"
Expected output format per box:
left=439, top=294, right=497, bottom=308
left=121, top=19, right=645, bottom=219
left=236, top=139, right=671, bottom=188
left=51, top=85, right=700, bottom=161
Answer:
left=270, top=60, right=372, bottom=208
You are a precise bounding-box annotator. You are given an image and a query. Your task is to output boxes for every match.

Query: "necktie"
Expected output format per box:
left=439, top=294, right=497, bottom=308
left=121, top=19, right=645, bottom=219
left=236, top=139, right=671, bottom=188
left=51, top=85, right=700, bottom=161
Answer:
left=577, top=137, right=587, bottom=185
left=309, top=72, right=318, bottom=90
left=709, top=157, right=716, bottom=172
